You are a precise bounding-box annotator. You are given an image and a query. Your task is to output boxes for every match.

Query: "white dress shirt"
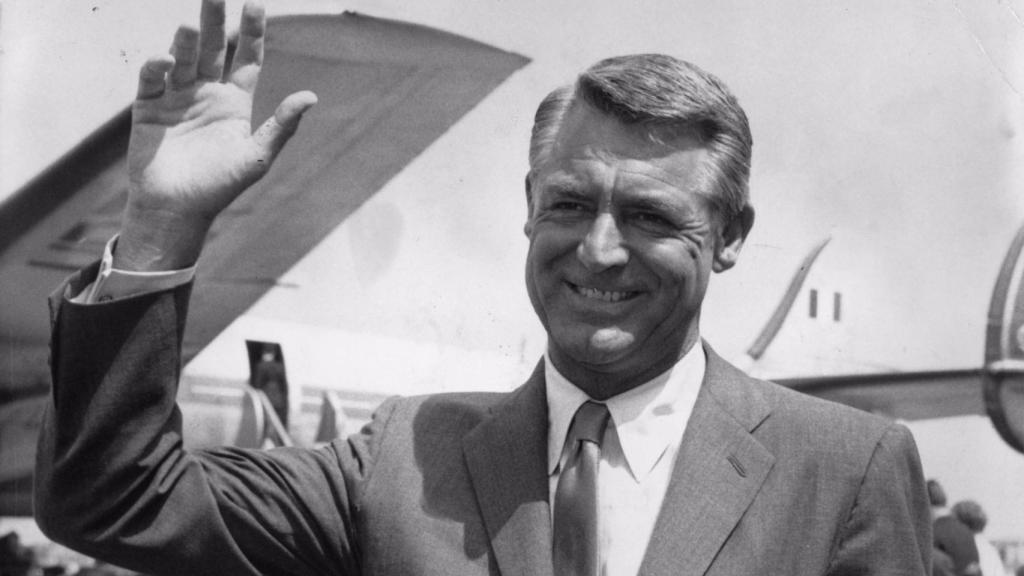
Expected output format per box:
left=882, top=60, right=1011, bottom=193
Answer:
left=546, top=345, right=705, bottom=576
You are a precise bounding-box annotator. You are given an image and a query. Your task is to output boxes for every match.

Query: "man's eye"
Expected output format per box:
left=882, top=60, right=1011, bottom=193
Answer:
left=634, top=212, right=672, bottom=227
left=551, top=201, right=587, bottom=211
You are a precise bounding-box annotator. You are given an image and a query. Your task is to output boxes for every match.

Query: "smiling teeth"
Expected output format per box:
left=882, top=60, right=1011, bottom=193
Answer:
left=575, top=285, right=635, bottom=302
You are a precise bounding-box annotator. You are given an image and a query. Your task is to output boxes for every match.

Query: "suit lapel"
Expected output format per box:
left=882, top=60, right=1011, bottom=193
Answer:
left=463, top=362, right=554, bottom=576
left=638, top=345, right=776, bottom=576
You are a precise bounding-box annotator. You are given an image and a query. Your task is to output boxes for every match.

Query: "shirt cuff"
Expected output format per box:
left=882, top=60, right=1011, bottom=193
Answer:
left=71, top=235, right=196, bottom=304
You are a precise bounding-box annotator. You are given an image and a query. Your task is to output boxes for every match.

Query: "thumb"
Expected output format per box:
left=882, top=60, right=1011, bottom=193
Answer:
left=252, top=90, right=318, bottom=163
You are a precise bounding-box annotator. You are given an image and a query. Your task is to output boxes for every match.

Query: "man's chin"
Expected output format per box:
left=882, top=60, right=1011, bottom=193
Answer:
left=555, top=329, right=637, bottom=366
left=587, top=328, right=635, bottom=354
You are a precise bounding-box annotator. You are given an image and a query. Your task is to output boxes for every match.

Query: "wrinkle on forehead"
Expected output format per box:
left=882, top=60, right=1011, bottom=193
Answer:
left=553, top=101, right=708, bottom=159
left=529, top=103, right=723, bottom=213
left=546, top=106, right=711, bottom=187
left=574, top=153, right=707, bottom=194
left=537, top=147, right=711, bottom=201
left=551, top=127, right=707, bottom=164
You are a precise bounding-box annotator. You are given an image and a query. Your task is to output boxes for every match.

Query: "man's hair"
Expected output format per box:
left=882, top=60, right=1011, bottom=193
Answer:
left=927, top=479, right=948, bottom=507
left=527, top=54, right=753, bottom=222
left=951, top=500, right=987, bottom=533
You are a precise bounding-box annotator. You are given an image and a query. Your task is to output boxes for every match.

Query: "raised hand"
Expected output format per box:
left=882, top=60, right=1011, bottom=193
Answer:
left=116, top=0, right=317, bottom=271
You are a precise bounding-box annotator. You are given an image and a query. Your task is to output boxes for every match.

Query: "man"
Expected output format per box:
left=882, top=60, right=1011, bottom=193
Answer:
left=930, top=480, right=982, bottom=576
left=34, top=1, right=932, bottom=574
left=953, top=500, right=1007, bottom=576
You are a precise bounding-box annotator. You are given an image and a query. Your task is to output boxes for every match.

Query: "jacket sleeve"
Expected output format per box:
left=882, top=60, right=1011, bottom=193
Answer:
left=34, top=270, right=391, bottom=576
left=825, top=423, right=933, bottom=576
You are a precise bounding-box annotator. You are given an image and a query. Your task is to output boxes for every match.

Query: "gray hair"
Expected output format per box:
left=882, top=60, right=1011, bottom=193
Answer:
left=527, top=54, right=753, bottom=222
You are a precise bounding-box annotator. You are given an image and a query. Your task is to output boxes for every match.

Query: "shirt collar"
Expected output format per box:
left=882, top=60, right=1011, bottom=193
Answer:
left=545, top=343, right=706, bottom=483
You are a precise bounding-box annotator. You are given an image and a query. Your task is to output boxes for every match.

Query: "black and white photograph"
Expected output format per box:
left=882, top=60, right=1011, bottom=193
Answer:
left=1, top=1, right=1023, bottom=574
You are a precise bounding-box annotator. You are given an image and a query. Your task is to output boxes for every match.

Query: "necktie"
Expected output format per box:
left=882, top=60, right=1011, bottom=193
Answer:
left=553, top=401, right=611, bottom=576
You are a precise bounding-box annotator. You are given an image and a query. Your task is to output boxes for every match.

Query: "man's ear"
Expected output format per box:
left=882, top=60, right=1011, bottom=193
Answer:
left=523, top=174, right=535, bottom=237
left=712, top=205, right=755, bottom=273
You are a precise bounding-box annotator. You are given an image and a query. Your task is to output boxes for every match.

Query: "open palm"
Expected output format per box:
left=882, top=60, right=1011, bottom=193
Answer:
left=119, top=0, right=315, bottom=270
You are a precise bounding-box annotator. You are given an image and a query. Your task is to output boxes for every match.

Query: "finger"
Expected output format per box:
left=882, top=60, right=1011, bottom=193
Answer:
left=168, top=25, right=200, bottom=88
left=137, top=55, right=175, bottom=99
left=228, top=1, right=265, bottom=93
left=252, top=91, right=318, bottom=163
left=197, top=0, right=227, bottom=80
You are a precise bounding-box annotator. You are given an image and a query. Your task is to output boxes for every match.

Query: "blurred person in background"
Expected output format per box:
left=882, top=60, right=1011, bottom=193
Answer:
left=929, top=479, right=982, bottom=576
left=953, top=500, right=1008, bottom=576
left=0, top=532, right=37, bottom=576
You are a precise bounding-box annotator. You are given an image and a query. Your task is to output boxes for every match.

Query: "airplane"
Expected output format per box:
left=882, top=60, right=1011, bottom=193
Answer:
left=2, top=0, right=1022, bottom=548
left=0, top=9, right=531, bottom=515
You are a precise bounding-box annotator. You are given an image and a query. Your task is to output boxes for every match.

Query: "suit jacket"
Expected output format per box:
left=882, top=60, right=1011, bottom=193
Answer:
left=35, top=269, right=932, bottom=575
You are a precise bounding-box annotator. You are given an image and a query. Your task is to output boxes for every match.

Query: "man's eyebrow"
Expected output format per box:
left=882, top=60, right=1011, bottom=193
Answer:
left=540, top=173, right=582, bottom=188
left=540, top=177, right=587, bottom=196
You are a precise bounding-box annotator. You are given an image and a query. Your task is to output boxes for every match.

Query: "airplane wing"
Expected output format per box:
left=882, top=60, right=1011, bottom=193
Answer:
left=777, top=369, right=984, bottom=421
left=0, top=12, right=529, bottom=385
left=0, top=12, right=528, bottom=516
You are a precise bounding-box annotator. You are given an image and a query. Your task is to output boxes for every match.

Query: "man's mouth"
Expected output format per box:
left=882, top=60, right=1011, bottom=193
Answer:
left=567, top=282, right=640, bottom=303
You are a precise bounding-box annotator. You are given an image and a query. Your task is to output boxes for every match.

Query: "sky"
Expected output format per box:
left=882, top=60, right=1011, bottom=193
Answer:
left=2, top=0, right=1024, bottom=542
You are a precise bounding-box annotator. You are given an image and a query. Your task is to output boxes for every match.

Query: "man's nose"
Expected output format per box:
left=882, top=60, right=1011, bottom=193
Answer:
left=577, top=213, right=629, bottom=271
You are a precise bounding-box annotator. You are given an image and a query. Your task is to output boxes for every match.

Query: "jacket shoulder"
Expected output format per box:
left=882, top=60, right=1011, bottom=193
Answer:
left=346, top=390, right=511, bottom=458
left=705, top=350, right=906, bottom=456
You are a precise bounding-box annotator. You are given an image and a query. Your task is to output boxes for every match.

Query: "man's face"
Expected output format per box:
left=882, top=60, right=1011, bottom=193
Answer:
left=525, top=103, right=740, bottom=393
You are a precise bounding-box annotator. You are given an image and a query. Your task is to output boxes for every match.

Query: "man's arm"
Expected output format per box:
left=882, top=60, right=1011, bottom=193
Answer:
left=36, top=275, right=389, bottom=575
left=31, top=1, right=364, bottom=573
left=826, top=423, right=933, bottom=575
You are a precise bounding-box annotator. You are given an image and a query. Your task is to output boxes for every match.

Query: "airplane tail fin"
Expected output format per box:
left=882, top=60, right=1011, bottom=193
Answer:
left=736, top=236, right=831, bottom=371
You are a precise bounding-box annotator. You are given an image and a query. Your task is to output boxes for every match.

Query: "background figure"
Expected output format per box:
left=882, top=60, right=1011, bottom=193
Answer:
left=932, top=549, right=959, bottom=576
left=953, top=500, right=1009, bottom=576
left=929, top=479, right=982, bottom=576
left=0, top=532, right=36, bottom=576
left=250, top=344, right=289, bottom=428
left=929, top=480, right=958, bottom=576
